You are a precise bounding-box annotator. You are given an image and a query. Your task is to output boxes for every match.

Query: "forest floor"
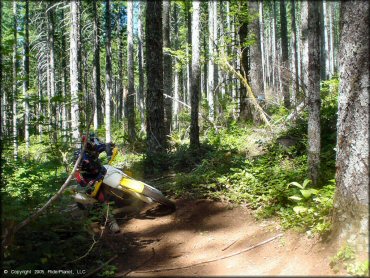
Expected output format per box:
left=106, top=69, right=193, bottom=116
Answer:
left=97, top=198, right=346, bottom=277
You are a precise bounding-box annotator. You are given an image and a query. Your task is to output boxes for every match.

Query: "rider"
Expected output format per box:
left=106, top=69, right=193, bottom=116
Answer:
left=74, top=133, right=120, bottom=233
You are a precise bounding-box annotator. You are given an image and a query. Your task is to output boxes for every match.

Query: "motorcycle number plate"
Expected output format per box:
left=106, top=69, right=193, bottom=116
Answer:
left=120, top=178, right=145, bottom=193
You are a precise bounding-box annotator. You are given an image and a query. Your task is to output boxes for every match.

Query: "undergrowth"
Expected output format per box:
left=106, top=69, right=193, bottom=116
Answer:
left=1, top=77, right=339, bottom=273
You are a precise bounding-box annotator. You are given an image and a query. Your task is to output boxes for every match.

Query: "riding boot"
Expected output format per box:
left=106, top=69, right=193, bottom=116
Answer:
left=107, top=213, right=120, bottom=233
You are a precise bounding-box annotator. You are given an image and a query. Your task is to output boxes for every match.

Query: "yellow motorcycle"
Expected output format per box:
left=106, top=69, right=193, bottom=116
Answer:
left=73, top=147, right=175, bottom=210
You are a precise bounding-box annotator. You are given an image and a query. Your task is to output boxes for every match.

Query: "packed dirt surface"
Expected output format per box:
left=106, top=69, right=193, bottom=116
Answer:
left=104, top=199, right=345, bottom=276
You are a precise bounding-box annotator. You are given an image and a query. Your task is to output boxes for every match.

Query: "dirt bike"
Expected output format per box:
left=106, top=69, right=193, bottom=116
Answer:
left=73, top=147, right=175, bottom=210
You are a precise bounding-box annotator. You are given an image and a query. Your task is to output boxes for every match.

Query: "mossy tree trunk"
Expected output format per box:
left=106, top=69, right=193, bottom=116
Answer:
left=332, top=0, right=369, bottom=252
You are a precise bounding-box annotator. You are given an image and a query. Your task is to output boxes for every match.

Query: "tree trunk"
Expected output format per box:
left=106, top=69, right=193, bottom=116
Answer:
left=117, top=6, right=124, bottom=122
left=12, top=1, right=18, bottom=160
left=249, top=0, right=264, bottom=123
left=328, top=2, right=335, bottom=77
left=61, top=11, right=68, bottom=141
left=92, top=0, right=102, bottom=131
left=145, top=1, right=166, bottom=156
left=280, top=0, right=290, bottom=109
left=105, top=0, right=112, bottom=143
left=259, top=1, right=266, bottom=98
left=332, top=0, right=369, bottom=251
left=190, top=1, right=201, bottom=150
left=291, top=0, right=299, bottom=107
left=137, top=1, right=145, bottom=132
left=0, top=0, right=2, bottom=137
left=37, top=60, right=43, bottom=139
left=331, top=0, right=370, bottom=252
left=319, top=0, right=328, bottom=80
left=238, top=16, right=252, bottom=121
left=127, top=0, right=136, bottom=142
left=70, top=0, right=80, bottom=148
left=77, top=1, right=83, bottom=99
left=172, top=2, right=180, bottom=130
left=207, top=1, right=215, bottom=122
left=163, top=0, right=172, bottom=136
left=23, top=0, right=30, bottom=154
left=47, top=2, right=57, bottom=141
left=186, top=2, right=191, bottom=106
left=302, top=1, right=321, bottom=186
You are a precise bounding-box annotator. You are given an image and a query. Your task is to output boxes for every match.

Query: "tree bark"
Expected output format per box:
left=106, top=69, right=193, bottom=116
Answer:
left=186, top=2, right=191, bottom=106
left=238, top=13, right=252, bottom=121
left=23, top=0, right=30, bottom=154
left=332, top=0, right=369, bottom=252
left=319, top=0, right=328, bottom=80
left=92, top=0, right=102, bottom=131
left=127, top=0, right=136, bottom=142
left=302, top=1, right=321, bottom=186
left=70, top=0, right=80, bottom=148
left=105, top=0, right=112, bottom=143
left=291, top=0, right=299, bottom=107
left=249, top=0, right=264, bottom=123
left=145, top=1, right=166, bottom=156
left=163, top=0, right=172, bottom=136
left=12, top=1, right=18, bottom=160
left=190, top=1, right=201, bottom=150
left=138, top=1, right=145, bottom=132
left=172, top=2, right=180, bottom=130
left=207, top=1, right=215, bottom=122
left=280, top=0, right=290, bottom=109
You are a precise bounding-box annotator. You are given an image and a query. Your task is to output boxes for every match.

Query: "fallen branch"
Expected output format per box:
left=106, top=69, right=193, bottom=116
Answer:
left=222, top=237, right=240, bottom=251
left=133, top=233, right=283, bottom=273
left=84, top=255, right=118, bottom=278
left=273, top=101, right=306, bottom=125
left=219, top=54, right=271, bottom=128
left=2, top=117, right=93, bottom=249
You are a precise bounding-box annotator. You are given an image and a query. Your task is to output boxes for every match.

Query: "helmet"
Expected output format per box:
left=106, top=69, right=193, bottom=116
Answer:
left=89, top=132, right=96, bottom=142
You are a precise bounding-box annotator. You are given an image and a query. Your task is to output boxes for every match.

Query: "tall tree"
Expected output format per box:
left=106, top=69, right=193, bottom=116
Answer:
left=280, top=0, right=290, bottom=108
left=47, top=2, right=56, bottom=139
left=190, top=0, right=201, bottom=150
left=163, top=0, right=172, bottom=136
left=333, top=0, right=369, bottom=249
left=291, top=0, right=299, bottom=106
left=70, top=0, right=80, bottom=147
left=117, top=6, right=124, bottom=122
left=137, top=1, right=145, bottom=132
left=105, top=0, right=112, bottom=143
left=92, top=0, right=102, bottom=131
left=238, top=3, right=252, bottom=121
left=302, top=1, right=321, bottom=186
left=172, top=2, right=181, bottom=130
left=145, top=1, right=166, bottom=157
left=127, top=0, right=136, bottom=142
left=61, top=9, right=69, bottom=141
left=248, top=0, right=264, bottom=122
left=0, top=0, right=3, bottom=138
left=23, top=0, right=30, bottom=154
left=207, top=1, right=215, bottom=122
left=12, top=0, right=18, bottom=159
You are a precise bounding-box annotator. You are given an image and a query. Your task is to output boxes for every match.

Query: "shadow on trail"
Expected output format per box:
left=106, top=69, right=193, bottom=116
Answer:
left=105, top=198, right=236, bottom=275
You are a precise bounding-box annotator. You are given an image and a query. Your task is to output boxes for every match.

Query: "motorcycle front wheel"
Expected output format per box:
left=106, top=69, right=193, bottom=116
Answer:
left=141, top=183, right=176, bottom=210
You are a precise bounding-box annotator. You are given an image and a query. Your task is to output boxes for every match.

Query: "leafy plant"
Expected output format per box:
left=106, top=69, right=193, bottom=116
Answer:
left=287, top=179, right=318, bottom=214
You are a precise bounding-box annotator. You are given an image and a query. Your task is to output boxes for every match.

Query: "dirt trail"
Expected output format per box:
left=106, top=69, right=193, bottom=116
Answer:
left=106, top=199, right=345, bottom=276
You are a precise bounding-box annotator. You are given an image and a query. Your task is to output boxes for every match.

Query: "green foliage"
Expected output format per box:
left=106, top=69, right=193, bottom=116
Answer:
left=346, top=261, right=369, bottom=277
left=330, top=244, right=369, bottom=276
left=280, top=179, right=335, bottom=236
left=329, top=244, right=369, bottom=275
